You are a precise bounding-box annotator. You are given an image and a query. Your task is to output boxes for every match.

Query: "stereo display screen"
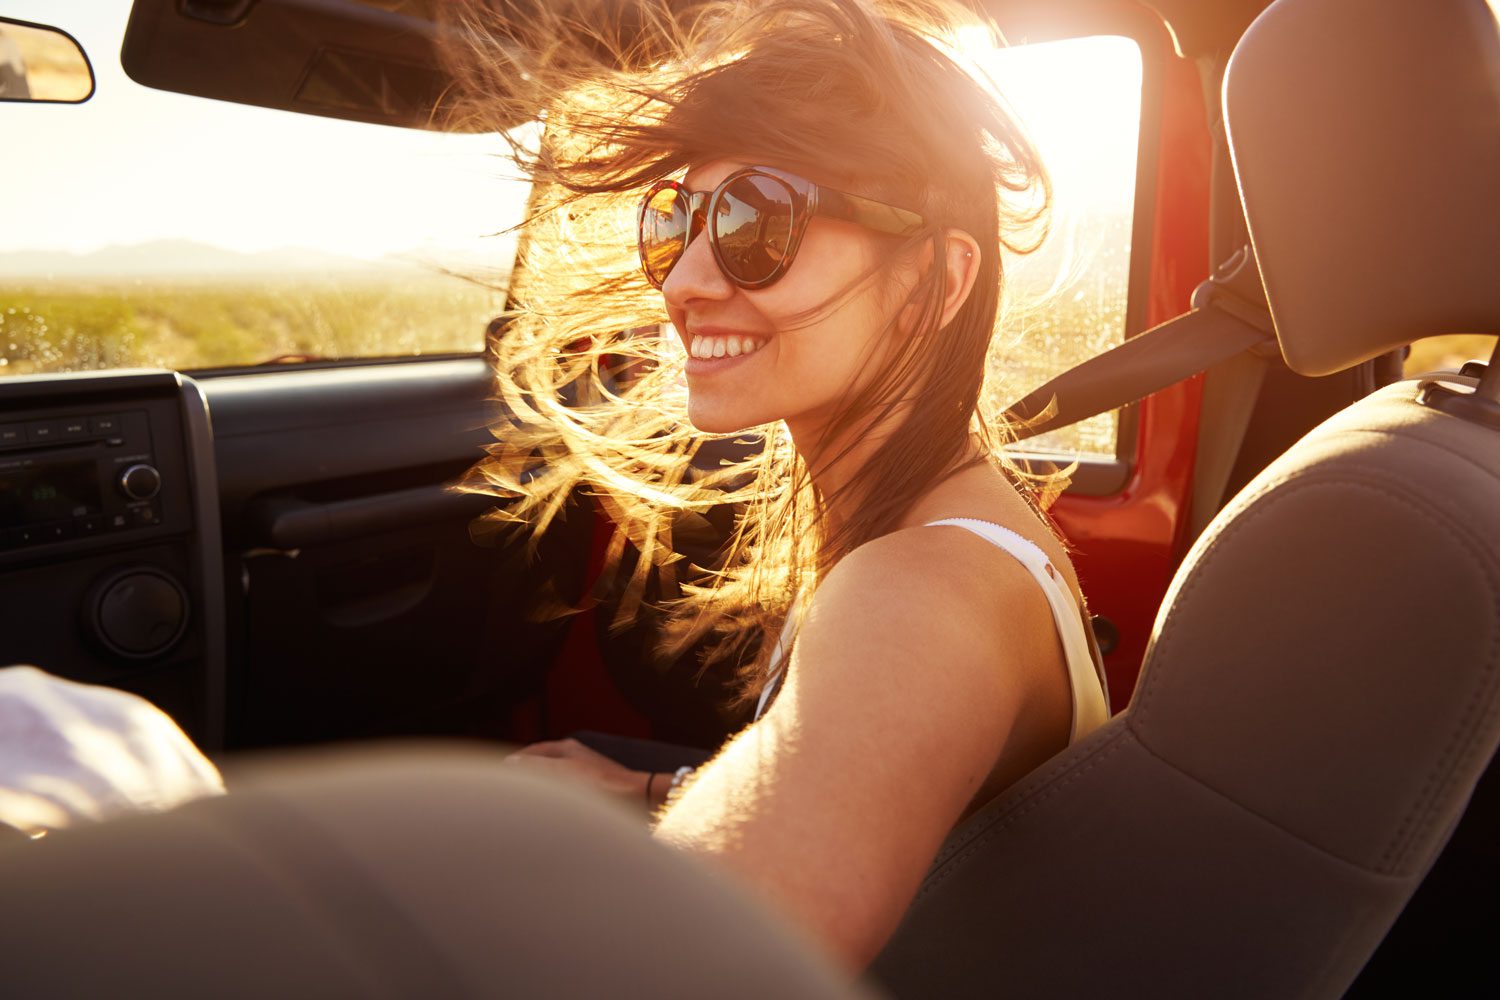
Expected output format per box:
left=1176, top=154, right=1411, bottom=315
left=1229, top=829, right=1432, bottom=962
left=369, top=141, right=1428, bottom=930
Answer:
left=0, top=462, right=102, bottom=528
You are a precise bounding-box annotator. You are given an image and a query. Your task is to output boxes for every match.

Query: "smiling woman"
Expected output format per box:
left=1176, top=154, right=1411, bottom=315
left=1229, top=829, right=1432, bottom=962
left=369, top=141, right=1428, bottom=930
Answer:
left=451, top=0, right=1139, bottom=699
left=446, top=0, right=1122, bottom=970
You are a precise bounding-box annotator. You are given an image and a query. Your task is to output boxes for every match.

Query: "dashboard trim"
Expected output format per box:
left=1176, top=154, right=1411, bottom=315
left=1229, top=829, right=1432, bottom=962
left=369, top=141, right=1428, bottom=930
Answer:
left=178, top=375, right=227, bottom=752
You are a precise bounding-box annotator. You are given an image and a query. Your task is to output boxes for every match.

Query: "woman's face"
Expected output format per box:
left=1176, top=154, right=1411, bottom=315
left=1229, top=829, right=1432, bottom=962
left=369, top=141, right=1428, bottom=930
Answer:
left=660, top=159, right=909, bottom=440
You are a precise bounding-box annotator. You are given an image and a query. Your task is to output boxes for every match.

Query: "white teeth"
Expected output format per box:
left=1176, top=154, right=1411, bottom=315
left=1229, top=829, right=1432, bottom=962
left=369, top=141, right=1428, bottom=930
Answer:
left=689, top=334, right=765, bottom=360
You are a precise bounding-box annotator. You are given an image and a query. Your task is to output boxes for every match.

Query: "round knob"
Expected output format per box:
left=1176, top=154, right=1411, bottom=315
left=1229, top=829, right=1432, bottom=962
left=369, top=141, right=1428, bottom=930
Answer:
left=87, top=568, right=189, bottom=660
left=118, top=464, right=161, bottom=501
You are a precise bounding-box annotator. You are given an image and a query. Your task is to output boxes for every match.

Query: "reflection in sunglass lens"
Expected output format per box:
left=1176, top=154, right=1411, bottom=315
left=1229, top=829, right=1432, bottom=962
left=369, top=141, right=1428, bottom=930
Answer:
left=715, top=175, right=794, bottom=285
left=642, top=186, right=689, bottom=286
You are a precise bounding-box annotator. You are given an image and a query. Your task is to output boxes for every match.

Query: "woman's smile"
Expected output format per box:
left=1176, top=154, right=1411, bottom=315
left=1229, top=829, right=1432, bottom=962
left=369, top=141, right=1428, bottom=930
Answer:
left=683, top=326, right=771, bottom=375
left=688, top=332, right=768, bottom=360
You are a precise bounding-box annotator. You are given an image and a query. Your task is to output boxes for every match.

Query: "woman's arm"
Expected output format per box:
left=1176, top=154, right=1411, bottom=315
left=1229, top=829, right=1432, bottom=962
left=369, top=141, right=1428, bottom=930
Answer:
left=652, top=526, right=1060, bottom=970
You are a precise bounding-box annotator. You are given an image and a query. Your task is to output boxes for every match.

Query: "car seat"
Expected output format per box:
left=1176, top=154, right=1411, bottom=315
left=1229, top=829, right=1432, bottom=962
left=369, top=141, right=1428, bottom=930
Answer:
left=869, top=0, right=1500, bottom=995
left=0, top=745, right=869, bottom=998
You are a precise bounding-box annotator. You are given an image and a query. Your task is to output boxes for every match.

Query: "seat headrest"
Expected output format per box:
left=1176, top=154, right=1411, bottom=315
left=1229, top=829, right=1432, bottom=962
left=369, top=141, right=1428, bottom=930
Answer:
left=1225, top=0, right=1500, bottom=377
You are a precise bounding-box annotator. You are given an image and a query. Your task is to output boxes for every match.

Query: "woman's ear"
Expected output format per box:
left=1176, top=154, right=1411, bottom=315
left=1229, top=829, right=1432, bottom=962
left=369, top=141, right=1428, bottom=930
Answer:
left=895, top=228, right=983, bottom=335
left=938, top=228, right=982, bottom=329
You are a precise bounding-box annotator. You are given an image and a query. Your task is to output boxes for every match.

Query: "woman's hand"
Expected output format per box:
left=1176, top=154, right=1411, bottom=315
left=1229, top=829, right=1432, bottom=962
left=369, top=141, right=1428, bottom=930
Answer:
left=505, top=737, right=656, bottom=811
left=0, top=665, right=224, bottom=836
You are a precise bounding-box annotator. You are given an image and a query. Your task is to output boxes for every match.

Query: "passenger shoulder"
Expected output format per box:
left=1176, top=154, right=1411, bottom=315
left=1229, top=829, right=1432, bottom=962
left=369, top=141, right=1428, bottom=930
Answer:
left=783, top=525, right=1052, bottom=740
left=814, top=524, right=1049, bottom=642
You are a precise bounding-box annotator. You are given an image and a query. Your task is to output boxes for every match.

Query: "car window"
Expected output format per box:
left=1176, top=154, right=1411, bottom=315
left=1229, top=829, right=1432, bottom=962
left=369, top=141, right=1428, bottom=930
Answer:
left=1, top=7, right=1139, bottom=409
left=1406, top=335, right=1498, bottom=377
left=0, top=1, right=528, bottom=377
left=976, top=34, right=1143, bottom=460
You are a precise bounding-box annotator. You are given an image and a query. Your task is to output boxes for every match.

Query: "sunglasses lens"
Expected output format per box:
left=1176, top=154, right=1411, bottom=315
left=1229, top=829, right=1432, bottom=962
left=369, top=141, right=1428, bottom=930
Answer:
left=714, top=174, right=794, bottom=285
left=641, top=186, right=690, bottom=286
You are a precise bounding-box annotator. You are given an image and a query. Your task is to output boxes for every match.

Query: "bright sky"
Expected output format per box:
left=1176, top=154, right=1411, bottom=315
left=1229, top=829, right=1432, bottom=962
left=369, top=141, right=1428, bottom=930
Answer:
left=0, top=0, right=530, bottom=263
left=0, top=1, right=1140, bottom=265
left=969, top=31, right=1142, bottom=221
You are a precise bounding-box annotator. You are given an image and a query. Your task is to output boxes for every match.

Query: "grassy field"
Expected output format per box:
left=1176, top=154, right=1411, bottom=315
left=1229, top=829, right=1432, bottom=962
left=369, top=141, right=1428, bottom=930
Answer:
left=3, top=270, right=1482, bottom=491
left=0, top=276, right=506, bottom=375
left=990, top=225, right=1133, bottom=459
left=1406, top=334, right=1497, bottom=376
left=0, top=267, right=1128, bottom=458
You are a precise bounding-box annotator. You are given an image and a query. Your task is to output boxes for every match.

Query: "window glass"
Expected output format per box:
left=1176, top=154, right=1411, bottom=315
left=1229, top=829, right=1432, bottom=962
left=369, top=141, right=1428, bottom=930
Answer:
left=973, top=34, right=1143, bottom=459
left=2, top=7, right=1141, bottom=419
left=1406, top=335, right=1497, bottom=377
left=0, top=1, right=528, bottom=377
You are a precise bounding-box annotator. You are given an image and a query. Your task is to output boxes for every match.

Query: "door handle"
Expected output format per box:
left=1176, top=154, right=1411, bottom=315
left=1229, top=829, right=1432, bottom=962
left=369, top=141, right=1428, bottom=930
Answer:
left=249, top=485, right=494, bottom=549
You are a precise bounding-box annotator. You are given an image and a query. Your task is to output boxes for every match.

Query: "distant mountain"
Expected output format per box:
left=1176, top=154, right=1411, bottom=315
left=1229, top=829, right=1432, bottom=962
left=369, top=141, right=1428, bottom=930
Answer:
left=0, top=239, right=494, bottom=281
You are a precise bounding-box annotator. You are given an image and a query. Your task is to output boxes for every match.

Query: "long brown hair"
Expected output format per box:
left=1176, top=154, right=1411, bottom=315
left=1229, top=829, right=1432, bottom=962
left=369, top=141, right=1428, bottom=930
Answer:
left=441, top=0, right=1054, bottom=707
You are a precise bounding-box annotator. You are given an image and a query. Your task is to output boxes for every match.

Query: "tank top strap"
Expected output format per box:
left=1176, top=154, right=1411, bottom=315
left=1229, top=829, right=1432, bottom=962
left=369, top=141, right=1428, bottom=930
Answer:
left=753, top=521, right=1112, bottom=742
left=922, top=518, right=1111, bottom=743
left=754, top=588, right=804, bottom=722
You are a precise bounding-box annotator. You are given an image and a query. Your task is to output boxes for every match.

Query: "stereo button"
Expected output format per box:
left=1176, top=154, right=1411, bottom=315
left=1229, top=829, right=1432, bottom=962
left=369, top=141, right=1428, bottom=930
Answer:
left=118, top=464, right=161, bottom=501
left=59, top=418, right=89, bottom=439
left=90, top=414, right=120, bottom=435
left=25, top=420, right=60, bottom=443
left=0, top=424, right=23, bottom=447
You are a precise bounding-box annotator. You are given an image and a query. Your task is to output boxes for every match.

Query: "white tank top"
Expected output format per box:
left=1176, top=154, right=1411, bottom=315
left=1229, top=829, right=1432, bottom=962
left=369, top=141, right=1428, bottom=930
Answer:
left=753, top=518, right=1112, bottom=743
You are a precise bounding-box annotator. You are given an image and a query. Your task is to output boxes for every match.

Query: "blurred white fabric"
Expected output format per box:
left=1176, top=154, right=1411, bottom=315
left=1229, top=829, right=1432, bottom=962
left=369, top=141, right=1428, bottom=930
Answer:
left=0, top=665, right=223, bottom=835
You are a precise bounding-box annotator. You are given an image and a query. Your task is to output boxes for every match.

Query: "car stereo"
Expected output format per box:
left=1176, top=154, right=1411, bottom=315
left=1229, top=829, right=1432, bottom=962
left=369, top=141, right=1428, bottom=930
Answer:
left=0, top=371, right=225, bottom=749
left=0, top=408, right=164, bottom=549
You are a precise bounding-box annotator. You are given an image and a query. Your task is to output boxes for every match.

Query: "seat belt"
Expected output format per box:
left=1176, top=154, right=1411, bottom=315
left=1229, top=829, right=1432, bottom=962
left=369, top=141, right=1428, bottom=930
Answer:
left=1003, top=245, right=1277, bottom=444
left=1004, top=246, right=1279, bottom=538
left=1187, top=338, right=1271, bottom=540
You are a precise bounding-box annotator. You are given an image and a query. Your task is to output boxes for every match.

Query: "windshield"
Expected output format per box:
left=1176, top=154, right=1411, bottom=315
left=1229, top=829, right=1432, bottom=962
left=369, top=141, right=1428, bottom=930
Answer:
left=0, top=0, right=530, bottom=374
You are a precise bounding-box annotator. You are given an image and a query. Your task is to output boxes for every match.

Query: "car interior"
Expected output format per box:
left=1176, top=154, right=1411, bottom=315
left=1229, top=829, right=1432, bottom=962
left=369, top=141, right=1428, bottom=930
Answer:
left=0, top=0, right=1496, bottom=996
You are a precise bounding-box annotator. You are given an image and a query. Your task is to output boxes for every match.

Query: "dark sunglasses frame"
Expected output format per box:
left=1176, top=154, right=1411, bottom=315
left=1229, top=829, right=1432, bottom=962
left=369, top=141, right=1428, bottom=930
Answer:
left=637, top=165, right=927, bottom=290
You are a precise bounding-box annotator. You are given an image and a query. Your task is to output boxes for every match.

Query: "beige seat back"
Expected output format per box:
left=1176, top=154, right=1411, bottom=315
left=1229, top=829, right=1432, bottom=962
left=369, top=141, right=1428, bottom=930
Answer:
left=0, top=746, right=868, bottom=998
left=871, top=1, right=1500, bottom=995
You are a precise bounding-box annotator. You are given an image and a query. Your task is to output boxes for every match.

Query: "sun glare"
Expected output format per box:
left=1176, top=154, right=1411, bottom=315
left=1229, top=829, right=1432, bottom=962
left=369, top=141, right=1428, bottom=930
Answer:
left=950, top=28, right=1143, bottom=219
left=943, top=30, right=1145, bottom=459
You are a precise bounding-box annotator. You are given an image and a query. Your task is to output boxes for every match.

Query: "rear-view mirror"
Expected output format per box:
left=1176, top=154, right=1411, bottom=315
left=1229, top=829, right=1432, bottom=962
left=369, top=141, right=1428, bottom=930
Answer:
left=0, top=18, right=93, bottom=104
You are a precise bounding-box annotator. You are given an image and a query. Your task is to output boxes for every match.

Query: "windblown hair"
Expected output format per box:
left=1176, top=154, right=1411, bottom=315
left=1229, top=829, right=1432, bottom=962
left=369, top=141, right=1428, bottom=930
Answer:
left=441, top=0, right=1055, bottom=707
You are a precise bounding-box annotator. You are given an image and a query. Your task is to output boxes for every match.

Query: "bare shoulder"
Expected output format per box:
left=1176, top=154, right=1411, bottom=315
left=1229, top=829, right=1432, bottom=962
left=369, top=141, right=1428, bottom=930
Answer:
left=790, top=524, right=1058, bottom=707
left=816, top=523, right=1053, bottom=638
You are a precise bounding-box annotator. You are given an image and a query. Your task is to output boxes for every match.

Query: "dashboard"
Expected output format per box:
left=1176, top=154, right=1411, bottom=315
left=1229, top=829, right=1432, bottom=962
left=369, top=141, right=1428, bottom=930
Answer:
left=0, top=371, right=225, bottom=748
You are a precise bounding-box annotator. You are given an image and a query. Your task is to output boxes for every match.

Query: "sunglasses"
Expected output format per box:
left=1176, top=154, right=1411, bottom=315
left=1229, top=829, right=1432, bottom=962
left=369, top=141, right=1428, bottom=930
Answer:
left=637, top=165, right=926, bottom=290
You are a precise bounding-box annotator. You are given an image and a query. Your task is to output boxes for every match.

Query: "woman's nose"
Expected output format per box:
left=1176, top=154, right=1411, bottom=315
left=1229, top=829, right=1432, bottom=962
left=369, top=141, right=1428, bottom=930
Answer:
left=661, top=229, right=734, bottom=308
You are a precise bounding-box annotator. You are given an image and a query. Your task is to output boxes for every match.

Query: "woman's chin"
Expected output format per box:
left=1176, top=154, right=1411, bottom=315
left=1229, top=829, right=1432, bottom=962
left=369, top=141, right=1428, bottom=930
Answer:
left=685, top=402, right=765, bottom=435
